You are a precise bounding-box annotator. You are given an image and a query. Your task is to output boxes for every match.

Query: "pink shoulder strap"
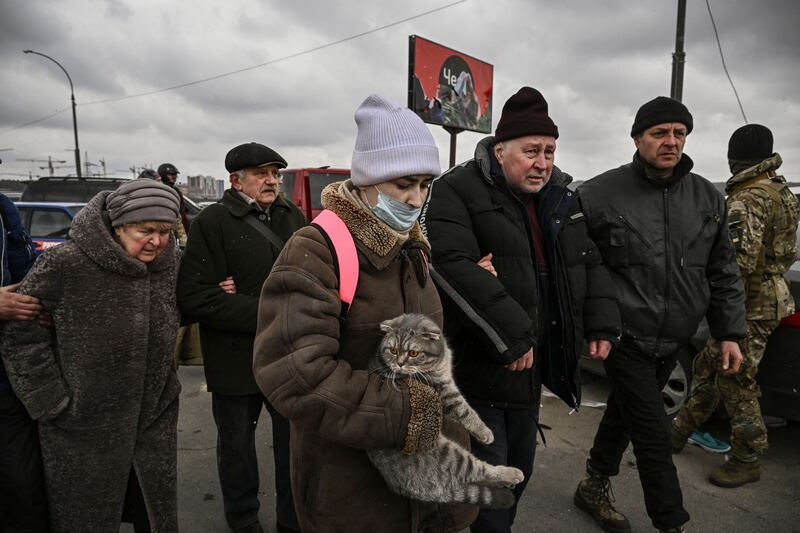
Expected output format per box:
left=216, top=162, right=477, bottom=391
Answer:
left=312, top=209, right=359, bottom=313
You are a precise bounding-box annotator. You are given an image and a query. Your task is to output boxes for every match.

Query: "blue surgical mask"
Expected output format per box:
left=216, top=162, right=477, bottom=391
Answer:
left=369, top=187, right=421, bottom=232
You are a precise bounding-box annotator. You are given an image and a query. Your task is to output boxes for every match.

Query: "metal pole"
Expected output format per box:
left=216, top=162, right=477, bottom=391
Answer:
left=23, top=50, right=82, bottom=177
left=443, top=126, right=463, bottom=169
left=670, top=0, right=687, bottom=101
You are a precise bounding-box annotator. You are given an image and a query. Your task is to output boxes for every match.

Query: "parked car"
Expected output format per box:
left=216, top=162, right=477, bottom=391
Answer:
left=15, top=201, right=84, bottom=254
left=21, top=176, right=203, bottom=226
left=280, top=167, right=350, bottom=220
left=580, top=190, right=800, bottom=421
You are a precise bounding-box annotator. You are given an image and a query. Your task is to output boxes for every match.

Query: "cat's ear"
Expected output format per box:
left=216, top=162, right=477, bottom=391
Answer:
left=421, top=331, right=440, bottom=341
left=379, top=321, right=394, bottom=333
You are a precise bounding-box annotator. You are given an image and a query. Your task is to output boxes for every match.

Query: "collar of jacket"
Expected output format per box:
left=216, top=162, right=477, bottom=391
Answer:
left=632, top=151, right=695, bottom=187
left=320, top=181, right=429, bottom=269
left=220, top=187, right=292, bottom=218
left=725, top=153, right=784, bottom=193
left=68, top=191, right=176, bottom=278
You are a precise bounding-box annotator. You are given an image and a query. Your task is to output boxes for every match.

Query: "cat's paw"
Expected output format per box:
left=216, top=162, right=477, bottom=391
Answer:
left=494, top=466, right=524, bottom=488
left=473, top=426, right=494, bottom=445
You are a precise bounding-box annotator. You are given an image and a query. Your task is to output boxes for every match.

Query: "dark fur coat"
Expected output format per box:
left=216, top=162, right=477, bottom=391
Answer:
left=1, top=191, right=181, bottom=533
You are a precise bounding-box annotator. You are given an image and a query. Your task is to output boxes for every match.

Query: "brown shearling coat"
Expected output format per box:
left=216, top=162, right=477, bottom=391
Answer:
left=254, top=182, right=478, bottom=532
left=1, top=192, right=181, bottom=533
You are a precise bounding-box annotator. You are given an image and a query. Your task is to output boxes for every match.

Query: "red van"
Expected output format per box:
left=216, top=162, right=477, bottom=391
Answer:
left=280, top=167, right=350, bottom=220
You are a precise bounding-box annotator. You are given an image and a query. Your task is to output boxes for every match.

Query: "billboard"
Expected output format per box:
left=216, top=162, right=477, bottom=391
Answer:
left=408, top=35, right=493, bottom=134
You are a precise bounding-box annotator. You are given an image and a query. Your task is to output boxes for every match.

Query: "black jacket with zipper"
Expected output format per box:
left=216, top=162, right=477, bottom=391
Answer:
left=578, top=152, right=747, bottom=357
left=423, top=137, right=620, bottom=409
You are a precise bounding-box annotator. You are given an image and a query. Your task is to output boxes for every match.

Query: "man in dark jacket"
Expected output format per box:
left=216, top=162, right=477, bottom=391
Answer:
left=424, top=87, right=621, bottom=533
left=574, top=97, right=748, bottom=533
left=177, top=143, right=306, bottom=533
left=0, top=194, right=49, bottom=532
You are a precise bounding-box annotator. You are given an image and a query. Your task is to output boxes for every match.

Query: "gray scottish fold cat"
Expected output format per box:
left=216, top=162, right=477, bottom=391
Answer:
left=367, top=313, right=524, bottom=509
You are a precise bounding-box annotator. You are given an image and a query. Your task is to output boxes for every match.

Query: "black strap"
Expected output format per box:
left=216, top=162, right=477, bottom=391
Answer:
left=242, top=213, right=285, bottom=251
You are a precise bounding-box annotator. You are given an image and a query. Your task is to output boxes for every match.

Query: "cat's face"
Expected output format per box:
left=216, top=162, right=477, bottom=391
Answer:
left=377, top=314, right=445, bottom=378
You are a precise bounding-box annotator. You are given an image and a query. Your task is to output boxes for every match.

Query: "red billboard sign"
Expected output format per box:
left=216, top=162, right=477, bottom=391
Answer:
left=408, top=35, right=493, bottom=134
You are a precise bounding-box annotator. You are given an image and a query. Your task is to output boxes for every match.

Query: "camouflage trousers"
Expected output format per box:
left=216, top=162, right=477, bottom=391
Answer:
left=672, top=319, right=779, bottom=461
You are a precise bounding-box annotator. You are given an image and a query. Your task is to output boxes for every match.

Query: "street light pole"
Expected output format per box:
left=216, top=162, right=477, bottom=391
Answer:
left=23, top=50, right=82, bottom=177
left=670, top=0, right=687, bottom=102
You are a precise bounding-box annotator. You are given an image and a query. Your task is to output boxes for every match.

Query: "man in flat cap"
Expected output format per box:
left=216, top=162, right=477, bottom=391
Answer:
left=671, top=124, right=799, bottom=487
left=424, top=87, right=620, bottom=533
left=573, top=97, right=747, bottom=533
left=178, top=142, right=306, bottom=533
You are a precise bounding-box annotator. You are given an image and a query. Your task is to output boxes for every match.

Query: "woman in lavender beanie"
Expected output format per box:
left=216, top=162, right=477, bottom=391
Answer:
left=253, top=96, right=480, bottom=532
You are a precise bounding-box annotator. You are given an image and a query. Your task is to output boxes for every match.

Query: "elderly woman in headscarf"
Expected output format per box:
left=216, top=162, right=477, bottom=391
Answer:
left=1, top=178, right=183, bottom=533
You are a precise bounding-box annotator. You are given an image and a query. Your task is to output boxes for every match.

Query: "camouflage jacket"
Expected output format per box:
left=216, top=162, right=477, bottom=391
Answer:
left=726, top=153, right=799, bottom=320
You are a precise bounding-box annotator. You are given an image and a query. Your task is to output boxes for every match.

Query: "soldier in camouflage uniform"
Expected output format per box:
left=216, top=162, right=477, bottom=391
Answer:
left=672, top=124, right=800, bottom=488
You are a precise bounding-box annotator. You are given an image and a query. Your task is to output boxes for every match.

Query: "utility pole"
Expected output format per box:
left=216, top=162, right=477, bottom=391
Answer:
left=670, top=0, right=687, bottom=101
left=23, top=50, right=82, bottom=177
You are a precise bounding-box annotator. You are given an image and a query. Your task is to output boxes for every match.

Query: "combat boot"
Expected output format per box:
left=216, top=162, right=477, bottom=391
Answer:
left=709, top=457, right=761, bottom=488
left=573, top=463, right=631, bottom=533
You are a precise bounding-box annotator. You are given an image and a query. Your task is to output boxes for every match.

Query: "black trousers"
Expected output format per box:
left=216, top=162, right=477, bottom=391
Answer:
left=0, top=391, right=49, bottom=533
left=588, top=342, right=690, bottom=530
left=468, top=398, right=540, bottom=533
left=211, top=392, right=298, bottom=531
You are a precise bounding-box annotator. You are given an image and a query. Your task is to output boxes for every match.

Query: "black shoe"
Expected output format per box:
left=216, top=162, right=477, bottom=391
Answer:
left=233, top=522, right=265, bottom=533
left=276, top=522, right=301, bottom=533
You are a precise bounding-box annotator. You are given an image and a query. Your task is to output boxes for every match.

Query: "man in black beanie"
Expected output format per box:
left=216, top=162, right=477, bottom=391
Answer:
left=574, top=97, right=747, bottom=533
left=672, top=124, right=799, bottom=487
left=425, top=87, right=621, bottom=532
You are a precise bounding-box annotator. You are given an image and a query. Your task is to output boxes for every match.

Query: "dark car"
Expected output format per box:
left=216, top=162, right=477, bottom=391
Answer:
left=15, top=201, right=84, bottom=254
left=21, top=176, right=202, bottom=226
left=580, top=190, right=800, bottom=421
left=21, top=177, right=129, bottom=203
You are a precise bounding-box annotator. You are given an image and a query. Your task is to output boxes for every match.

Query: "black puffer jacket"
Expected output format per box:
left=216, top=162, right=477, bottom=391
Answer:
left=423, top=137, right=620, bottom=409
left=579, top=153, right=747, bottom=357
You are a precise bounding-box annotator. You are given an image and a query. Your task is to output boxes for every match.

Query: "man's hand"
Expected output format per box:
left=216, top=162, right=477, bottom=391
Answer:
left=719, top=340, right=743, bottom=375
left=477, top=253, right=497, bottom=277
left=587, top=339, right=612, bottom=360
left=218, top=276, right=236, bottom=295
left=506, top=348, right=534, bottom=371
left=0, top=283, right=43, bottom=321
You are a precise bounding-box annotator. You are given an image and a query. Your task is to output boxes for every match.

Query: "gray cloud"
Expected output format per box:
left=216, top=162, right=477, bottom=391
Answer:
left=0, top=0, right=798, bottom=183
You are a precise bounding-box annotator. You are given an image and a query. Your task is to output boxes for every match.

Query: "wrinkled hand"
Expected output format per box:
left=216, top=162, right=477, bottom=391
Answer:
left=218, top=276, right=236, bottom=295
left=719, top=340, right=743, bottom=375
left=587, top=339, right=612, bottom=360
left=477, top=253, right=497, bottom=277
left=36, top=310, right=53, bottom=328
left=0, top=283, right=43, bottom=321
left=506, top=348, right=534, bottom=371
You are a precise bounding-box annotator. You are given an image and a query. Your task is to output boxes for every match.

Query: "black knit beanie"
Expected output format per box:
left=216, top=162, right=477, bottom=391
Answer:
left=495, top=87, right=559, bottom=142
left=727, top=124, right=773, bottom=160
left=630, top=96, right=693, bottom=137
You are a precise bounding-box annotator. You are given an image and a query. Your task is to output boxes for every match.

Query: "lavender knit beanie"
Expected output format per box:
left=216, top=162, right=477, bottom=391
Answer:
left=350, top=94, right=441, bottom=186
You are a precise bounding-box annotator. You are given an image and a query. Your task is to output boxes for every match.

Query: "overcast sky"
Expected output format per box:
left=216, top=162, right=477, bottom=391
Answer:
left=1, top=0, right=798, bottom=185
